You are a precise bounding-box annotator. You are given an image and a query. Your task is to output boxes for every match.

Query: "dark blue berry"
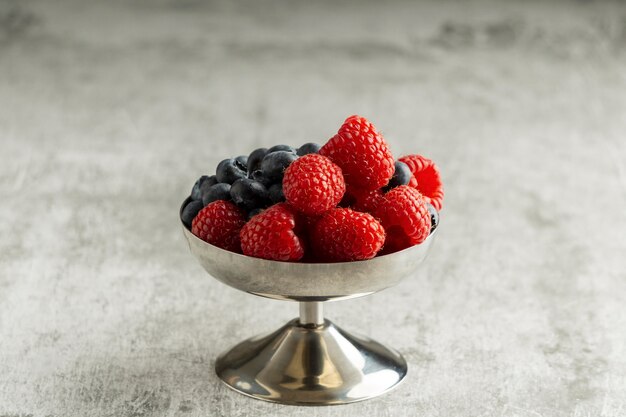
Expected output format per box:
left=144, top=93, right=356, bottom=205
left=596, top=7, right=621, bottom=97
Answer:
left=268, top=183, right=285, bottom=204
left=247, top=148, right=268, bottom=174
left=260, top=151, right=298, bottom=182
left=202, top=183, right=231, bottom=206
left=181, top=199, right=204, bottom=228
left=247, top=208, right=264, bottom=220
left=230, top=179, right=269, bottom=211
left=216, top=158, right=247, bottom=184
left=251, top=170, right=273, bottom=187
left=296, top=142, right=321, bottom=156
left=235, top=155, right=248, bottom=171
left=384, top=161, right=413, bottom=191
left=267, top=144, right=296, bottom=154
left=426, top=203, right=439, bottom=233
left=191, top=175, right=217, bottom=200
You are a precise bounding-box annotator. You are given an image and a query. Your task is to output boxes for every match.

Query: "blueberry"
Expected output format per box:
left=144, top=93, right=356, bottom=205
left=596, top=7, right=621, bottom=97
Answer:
left=181, top=199, right=204, bottom=228
left=384, top=161, right=413, bottom=191
left=260, top=151, right=298, bottom=182
left=267, top=144, right=296, bottom=154
left=426, top=203, right=439, bottom=233
left=191, top=175, right=217, bottom=200
left=216, top=158, right=247, bottom=184
left=296, top=142, right=321, bottom=156
left=268, top=183, right=285, bottom=204
left=251, top=170, right=273, bottom=187
left=247, top=148, right=268, bottom=174
left=247, top=208, right=264, bottom=220
left=235, top=155, right=248, bottom=171
left=202, top=183, right=231, bottom=206
left=230, top=179, right=269, bottom=211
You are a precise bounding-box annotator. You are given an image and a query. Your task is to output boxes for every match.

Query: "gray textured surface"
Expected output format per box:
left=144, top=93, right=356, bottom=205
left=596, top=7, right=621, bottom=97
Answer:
left=1, top=0, right=626, bottom=416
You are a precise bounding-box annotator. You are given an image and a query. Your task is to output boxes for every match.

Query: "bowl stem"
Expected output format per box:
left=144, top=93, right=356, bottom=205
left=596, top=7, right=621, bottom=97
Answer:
left=299, top=301, right=324, bottom=326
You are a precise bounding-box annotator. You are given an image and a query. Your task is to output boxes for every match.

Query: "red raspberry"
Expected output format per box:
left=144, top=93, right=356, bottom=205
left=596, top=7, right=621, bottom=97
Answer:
left=191, top=200, right=246, bottom=253
left=311, top=208, right=385, bottom=262
left=320, top=115, right=394, bottom=190
left=342, top=186, right=384, bottom=214
left=375, top=186, right=431, bottom=254
left=399, top=154, right=444, bottom=210
left=283, top=154, right=345, bottom=216
left=240, top=203, right=305, bottom=262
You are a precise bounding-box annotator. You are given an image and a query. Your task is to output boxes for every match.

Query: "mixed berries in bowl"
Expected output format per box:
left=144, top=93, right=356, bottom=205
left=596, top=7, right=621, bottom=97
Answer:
left=181, top=115, right=443, bottom=263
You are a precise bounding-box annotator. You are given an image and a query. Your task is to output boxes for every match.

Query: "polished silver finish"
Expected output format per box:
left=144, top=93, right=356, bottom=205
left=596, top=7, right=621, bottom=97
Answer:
left=299, top=301, right=324, bottom=326
left=181, top=204, right=435, bottom=303
left=215, top=319, right=407, bottom=406
left=181, top=198, right=437, bottom=405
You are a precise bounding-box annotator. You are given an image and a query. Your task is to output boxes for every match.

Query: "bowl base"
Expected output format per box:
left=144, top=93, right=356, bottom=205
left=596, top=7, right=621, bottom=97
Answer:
left=215, top=318, right=407, bottom=406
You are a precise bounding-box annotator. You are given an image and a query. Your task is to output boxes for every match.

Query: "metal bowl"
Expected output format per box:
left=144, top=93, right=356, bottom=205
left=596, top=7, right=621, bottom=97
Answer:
left=181, top=197, right=436, bottom=302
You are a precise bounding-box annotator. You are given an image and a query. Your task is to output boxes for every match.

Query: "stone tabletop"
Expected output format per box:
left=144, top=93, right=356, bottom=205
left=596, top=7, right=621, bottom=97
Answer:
left=1, top=0, right=625, bottom=416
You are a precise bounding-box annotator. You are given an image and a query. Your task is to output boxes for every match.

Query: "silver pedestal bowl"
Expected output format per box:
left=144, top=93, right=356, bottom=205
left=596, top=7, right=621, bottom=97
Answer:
left=180, top=198, right=437, bottom=406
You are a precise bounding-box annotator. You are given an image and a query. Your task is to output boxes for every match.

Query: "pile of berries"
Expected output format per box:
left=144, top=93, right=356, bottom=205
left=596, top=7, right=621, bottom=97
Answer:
left=181, top=115, right=443, bottom=263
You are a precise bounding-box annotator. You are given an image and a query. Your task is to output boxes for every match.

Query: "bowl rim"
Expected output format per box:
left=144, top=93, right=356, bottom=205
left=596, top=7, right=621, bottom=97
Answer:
left=180, top=196, right=438, bottom=266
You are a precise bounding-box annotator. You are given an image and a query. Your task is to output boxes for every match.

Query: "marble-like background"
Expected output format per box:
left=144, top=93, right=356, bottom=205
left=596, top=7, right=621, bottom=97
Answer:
left=1, top=0, right=626, bottom=416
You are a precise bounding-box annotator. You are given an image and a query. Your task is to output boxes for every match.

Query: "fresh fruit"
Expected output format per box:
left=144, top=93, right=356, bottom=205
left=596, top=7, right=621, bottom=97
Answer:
left=267, top=144, right=296, bottom=154
left=283, top=154, right=346, bottom=216
left=216, top=158, right=248, bottom=184
left=191, top=175, right=217, bottom=200
left=230, top=178, right=269, bottom=211
left=247, top=208, right=264, bottom=220
left=320, top=115, right=394, bottom=190
left=202, top=183, right=231, bottom=206
left=181, top=199, right=204, bottom=228
left=426, top=202, right=439, bottom=232
left=240, top=203, right=305, bottom=261
left=268, top=183, right=285, bottom=204
left=311, top=208, right=385, bottom=262
left=399, top=154, right=444, bottom=210
left=191, top=200, right=246, bottom=252
left=247, top=148, right=268, bottom=174
left=346, top=187, right=383, bottom=214
left=380, top=232, right=410, bottom=255
left=235, top=155, right=248, bottom=170
left=184, top=115, right=444, bottom=261
left=384, top=161, right=413, bottom=191
left=250, top=170, right=273, bottom=187
left=260, top=151, right=298, bottom=182
left=376, top=186, right=431, bottom=254
left=296, top=142, right=321, bottom=156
